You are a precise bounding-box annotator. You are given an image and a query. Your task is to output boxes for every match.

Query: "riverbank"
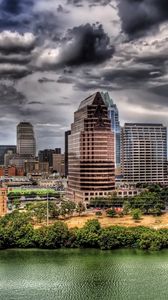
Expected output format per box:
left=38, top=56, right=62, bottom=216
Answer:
left=1, top=212, right=168, bottom=251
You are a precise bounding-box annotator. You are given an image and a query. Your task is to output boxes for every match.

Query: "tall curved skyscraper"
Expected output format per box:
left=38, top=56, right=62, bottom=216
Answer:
left=17, top=122, right=36, bottom=157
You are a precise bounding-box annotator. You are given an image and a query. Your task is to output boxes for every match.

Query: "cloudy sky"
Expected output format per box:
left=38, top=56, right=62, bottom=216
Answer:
left=0, top=0, right=168, bottom=151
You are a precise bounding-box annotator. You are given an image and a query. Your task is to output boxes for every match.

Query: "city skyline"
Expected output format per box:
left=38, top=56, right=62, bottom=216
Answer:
left=0, top=1, right=168, bottom=149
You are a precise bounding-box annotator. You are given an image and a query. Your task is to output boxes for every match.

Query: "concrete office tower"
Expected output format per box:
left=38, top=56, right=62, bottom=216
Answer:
left=101, top=92, right=121, bottom=169
left=67, top=92, right=115, bottom=204
left=17, top=122, right=36, bottom=157
left=121, top=123, right=167, bottom=183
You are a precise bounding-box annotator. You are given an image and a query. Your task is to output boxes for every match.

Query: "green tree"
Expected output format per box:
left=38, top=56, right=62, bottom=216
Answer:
left=59, top=201, right=76, bottom=217
left=13, top=199, right=20, bottom=209
left=129, top=192, right=165, bottom=215
left=95, top=211, right=102, bottom=217
left=76, top=202, right=85, bottom=215
left=106, top=208, right=116, bottom=217
left=76, top=219, right=101, bottom=248
left=131, top=209, right=142, bottom=221
left=34, top=221, right=69, bottom=248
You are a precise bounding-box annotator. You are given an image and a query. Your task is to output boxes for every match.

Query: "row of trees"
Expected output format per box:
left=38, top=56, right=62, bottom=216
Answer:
left=21, top=200, right=86, bottom=223
left=0, top=213, right=167, bottom=251
left=91, top=189, right=166, bottom=217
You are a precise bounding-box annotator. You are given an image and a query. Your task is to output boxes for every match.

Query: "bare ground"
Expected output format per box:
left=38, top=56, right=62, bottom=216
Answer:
left=64, top=212, right=168, bottom=229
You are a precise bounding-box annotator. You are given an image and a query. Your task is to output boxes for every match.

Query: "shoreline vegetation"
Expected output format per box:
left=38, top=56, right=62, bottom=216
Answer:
left=3, top=185, right=168, bottom=251
left=1, top=212, right=168, bottom=251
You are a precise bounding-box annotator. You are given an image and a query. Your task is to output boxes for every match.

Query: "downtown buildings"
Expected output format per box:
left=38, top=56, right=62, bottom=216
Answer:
left=121, top=123, right=167, bottom=183
left=67, top=92, right=115, bottom=204
left=67, top=92, right=168, bottom=205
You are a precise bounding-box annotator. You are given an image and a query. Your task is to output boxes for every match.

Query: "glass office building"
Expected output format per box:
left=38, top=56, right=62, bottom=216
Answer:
left=101, top=92, right=121, bottom=168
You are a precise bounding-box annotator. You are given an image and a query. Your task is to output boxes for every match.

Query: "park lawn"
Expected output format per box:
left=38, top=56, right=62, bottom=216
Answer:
left=64, top=212, right=168, bottom=229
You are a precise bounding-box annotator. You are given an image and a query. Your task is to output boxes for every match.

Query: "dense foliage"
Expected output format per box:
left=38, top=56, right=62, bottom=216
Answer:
left=0, top=213, right=168, bottom=251
left=91, top=188, right=166, bottom=216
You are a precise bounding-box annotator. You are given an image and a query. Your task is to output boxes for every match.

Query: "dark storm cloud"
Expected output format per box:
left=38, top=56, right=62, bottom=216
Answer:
left=102, top=66, right=164, bottom=86
left=1, top=0, right=33, bottom=15
left=0, top=0, right=34, bottom=31
left=149, top=85, right=168, bottom=99
left=118, top=0, right=168, bottom=38
left=0, top=84, right=28, bottom=116
left=64, top=23, right=114, bottom=65
left=40, top=23, right=115, bottom=68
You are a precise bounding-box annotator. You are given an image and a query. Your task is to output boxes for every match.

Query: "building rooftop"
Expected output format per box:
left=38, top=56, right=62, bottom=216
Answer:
left=78, top=92, right=104, bottom=109
left=101, top=92, right=114, bottom=107
left=124, top=123, right=164, bottom=127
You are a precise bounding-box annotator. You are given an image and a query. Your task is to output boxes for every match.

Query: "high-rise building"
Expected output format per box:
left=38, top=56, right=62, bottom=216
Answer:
left=67, top=92, right=115, bottom=204
left=0, top=145, right=16, bottom=165
left=64, top=130, right=71, bottom=177
left=38, top=148, right=61, bottom=167
left=17, top=122, right=36, bottom=157
left=101, top=92, right=121, bottom=168
left=121, top=123, right=167, bottom=183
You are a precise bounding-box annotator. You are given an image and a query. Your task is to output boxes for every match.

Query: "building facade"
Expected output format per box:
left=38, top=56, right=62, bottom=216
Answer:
left=38, top=148, right=61, bottom=167
left=121, top=123, right=167, bottom=183
left=53, top=153, right=65, bottom=176
left=17, top=122, right=36, bottom=157
left=64, top=130, right=71, bottom=177
left=101, top=92, right=121, bottom=169
left=24, top=160, right=49, bottom=175
left=0, top=145, right=16, bottom=165
left=4, top=150, right=15, bottom=167
left=67, top=92, right=115, bottom=204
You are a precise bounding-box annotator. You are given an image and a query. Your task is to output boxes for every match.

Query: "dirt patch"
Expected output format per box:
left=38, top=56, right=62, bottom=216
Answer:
left=64, top=212, right=168, bottom=229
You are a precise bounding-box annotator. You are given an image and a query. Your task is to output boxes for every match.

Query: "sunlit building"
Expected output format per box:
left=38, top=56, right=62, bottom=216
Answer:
left=67, top=92, right=115, bottom=204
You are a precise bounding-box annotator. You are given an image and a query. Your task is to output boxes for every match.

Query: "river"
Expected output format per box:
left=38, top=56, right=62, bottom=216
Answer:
left=0, top=249, right=168, bottom=300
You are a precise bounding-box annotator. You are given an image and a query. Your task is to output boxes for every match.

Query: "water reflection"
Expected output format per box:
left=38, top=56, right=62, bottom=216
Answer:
left=0, top=249, right=168, bottom=300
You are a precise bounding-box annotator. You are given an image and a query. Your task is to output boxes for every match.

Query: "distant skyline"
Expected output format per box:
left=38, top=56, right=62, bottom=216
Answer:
left=0, top=0, right=168, bottom=149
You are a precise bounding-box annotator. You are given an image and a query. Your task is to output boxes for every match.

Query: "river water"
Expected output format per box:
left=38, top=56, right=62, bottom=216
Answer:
left=0, top=249, right=168, bottom=300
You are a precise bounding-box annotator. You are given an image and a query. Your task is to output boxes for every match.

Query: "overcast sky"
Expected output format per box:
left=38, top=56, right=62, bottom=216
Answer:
left=0, top=0, right=168, bottom=151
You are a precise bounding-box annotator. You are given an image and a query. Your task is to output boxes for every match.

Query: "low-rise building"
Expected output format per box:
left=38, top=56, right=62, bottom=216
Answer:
left=53, top=154, right=65, bottom=177
left=0, top=188, right=7, bottom=216
left=24, top=160, right=49, bottom=175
